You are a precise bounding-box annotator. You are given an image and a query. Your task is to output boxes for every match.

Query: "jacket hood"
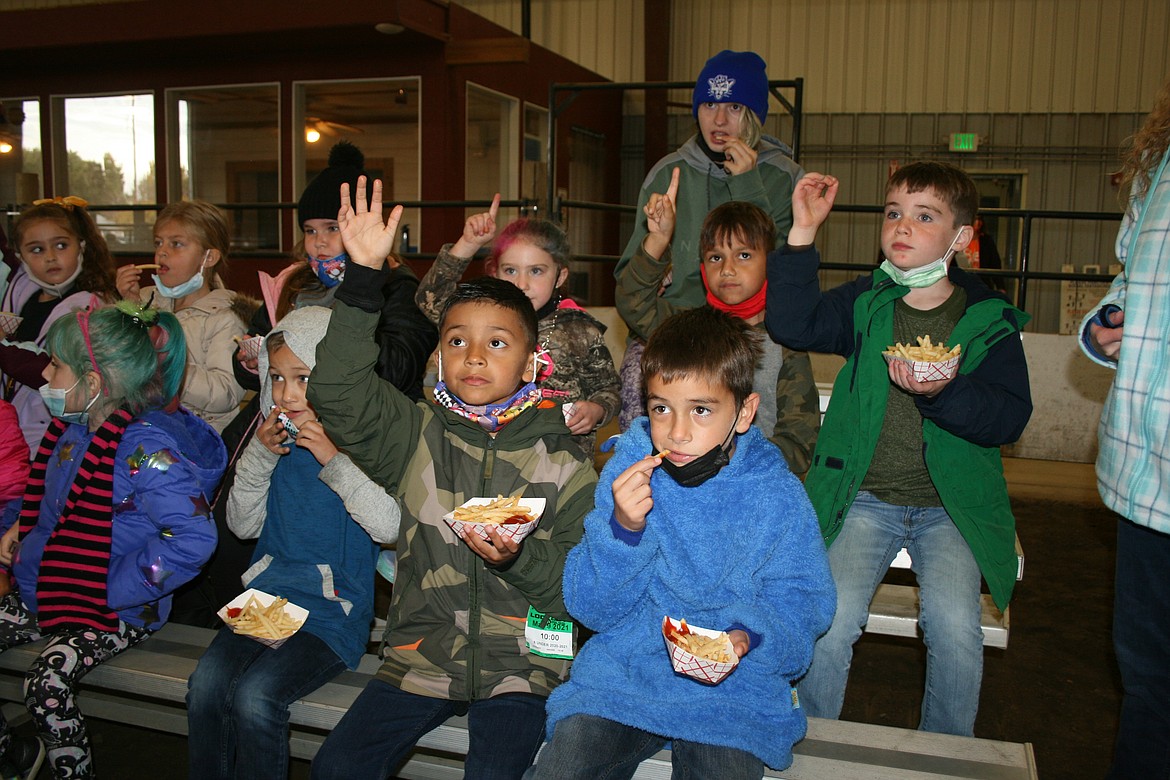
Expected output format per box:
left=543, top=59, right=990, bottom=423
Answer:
left=258, top=305, right=332, bottom=413
left=673, top=134, right=800, bottom=178
left=139, top=407, right=228, bottom=498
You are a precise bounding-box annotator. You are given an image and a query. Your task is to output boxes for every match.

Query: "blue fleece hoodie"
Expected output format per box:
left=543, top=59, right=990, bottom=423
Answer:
left=546, top=419, right=835, bottom=770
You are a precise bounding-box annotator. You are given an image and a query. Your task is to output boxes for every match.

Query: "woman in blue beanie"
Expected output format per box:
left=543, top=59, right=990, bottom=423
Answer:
left=614, top=50, right=806, bottom=430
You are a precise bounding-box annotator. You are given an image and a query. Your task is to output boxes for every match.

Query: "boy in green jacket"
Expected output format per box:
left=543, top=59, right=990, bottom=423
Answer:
left=308, top=178, right=597, bottom=780
left=766, top=162, right=1032, bottom=737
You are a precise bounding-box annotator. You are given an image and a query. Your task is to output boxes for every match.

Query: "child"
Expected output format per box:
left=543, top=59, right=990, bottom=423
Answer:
left=306, top=178, right=597, bottom=780
left=0, top=299, right=224, bottom=778
left=233, top=141, right=435, bottom=403
left=528, top=306, right=835, bottom=779
left=614, top=49, right=804, bottom=431
left=116, top=200, right=248, bottom=432
left=186, top=306, right=400, bottom=780
left=767, top=162, right=1032, bottom=736
left=617, top=168, right=820, bottom=474
left=1, top=196, right=118, bottom=451
left=414, top=195, right=620, bottom=454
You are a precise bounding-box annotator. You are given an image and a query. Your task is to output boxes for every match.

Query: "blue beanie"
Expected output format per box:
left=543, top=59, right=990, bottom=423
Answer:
left=692, top=50, right=769, bottom=124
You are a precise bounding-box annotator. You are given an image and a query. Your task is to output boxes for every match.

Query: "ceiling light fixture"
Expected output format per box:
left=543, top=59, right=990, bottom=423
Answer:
left=305, top=128, right=321, bottom=144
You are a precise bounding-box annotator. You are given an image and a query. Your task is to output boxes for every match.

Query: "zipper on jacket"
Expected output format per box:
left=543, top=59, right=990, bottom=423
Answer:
left=467, top=436, right=498, bottom=700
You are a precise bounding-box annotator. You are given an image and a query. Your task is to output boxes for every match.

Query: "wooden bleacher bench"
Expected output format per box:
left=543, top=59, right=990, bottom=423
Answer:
left=0, top=622, right=1036, bottom=779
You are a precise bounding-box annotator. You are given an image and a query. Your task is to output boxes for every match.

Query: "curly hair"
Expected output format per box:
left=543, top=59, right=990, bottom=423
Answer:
left=13, top=201, right=117, bottom=301
left=1120, top=76, right=1170, bottom=208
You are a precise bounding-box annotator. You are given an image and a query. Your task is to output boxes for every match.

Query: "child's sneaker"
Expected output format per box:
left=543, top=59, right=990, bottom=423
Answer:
left=0, top=735, right=45, bottom=780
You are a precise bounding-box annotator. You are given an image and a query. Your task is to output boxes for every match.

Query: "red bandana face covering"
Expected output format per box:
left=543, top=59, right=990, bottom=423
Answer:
left=700, top=264, right=767, bottom=320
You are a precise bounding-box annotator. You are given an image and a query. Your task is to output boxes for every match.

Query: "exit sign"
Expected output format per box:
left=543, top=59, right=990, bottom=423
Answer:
left=950, top=133, right=980, bottom=152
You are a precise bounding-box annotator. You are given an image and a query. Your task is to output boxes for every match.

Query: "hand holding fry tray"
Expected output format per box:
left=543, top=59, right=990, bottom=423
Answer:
left=882, top=335, right=962, bottom=381
left=662, top=616, right=739, bottom=684
left=443, top=495, right=547, bottom=545
left=218, top=589, right=308, bottom=648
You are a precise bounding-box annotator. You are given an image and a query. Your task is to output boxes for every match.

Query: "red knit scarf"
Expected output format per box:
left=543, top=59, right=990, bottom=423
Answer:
left=700, top=263, right=768, bottom=320
left=18, top=409, right=133, bottom=632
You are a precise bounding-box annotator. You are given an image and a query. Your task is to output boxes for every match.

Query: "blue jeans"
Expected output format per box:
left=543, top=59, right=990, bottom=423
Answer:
left=798, top=491, right=984, bottom=736
left=526, top=714, right=764, bottom=780
left=1107, top=517, right=1170, bottom=779
left=310, top=679, right=547, bottom=780
left=187, top=628, right=346, bottom=780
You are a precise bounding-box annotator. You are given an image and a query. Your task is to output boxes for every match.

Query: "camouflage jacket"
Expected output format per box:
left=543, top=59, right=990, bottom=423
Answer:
left=307, top=286, right=598, bottom=702
left=416, top=246, right=622, bottom=454
left=616, top=242, right=820, bottom=474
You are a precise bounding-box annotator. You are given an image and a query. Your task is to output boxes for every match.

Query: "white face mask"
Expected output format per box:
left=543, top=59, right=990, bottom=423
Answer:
left=880, top=229, right=965, bottom=288
left=21, top=240, right=86, bottom=298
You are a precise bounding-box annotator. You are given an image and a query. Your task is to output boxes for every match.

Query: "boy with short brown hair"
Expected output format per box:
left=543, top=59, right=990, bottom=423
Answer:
left=767, top=161, right=1032, bottom=736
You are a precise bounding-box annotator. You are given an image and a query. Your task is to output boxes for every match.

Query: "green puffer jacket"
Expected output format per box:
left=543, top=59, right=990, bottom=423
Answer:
left=307, top=297, right=598, bottom=702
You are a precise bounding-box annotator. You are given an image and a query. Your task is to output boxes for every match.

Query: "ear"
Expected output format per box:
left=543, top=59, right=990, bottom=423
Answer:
left=951, top=225, right=975, bottom=254
left=522, top=351, right=538, bottom=383
left=203, top=248, right=222, bottom=269
left=736, top=392, right=760, bottom=433
left=555, top=266, right=569, bottom=289
left=85, top=369, right=104, bottom=398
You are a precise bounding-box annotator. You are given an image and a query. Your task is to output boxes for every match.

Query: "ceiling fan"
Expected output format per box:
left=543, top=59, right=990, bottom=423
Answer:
left=304, top=117, right=363, bottom=143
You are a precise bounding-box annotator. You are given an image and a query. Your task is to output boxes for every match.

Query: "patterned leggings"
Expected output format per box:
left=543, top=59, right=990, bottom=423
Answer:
left=0, top=592, right=151, bottom=779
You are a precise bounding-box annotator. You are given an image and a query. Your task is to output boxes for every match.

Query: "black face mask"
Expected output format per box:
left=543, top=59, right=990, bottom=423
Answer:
left=657, top=417, right=739, bottom=488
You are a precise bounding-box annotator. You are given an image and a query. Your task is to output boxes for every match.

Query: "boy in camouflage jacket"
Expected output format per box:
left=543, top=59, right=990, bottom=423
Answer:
left=309, top=179, right=597, bottom=780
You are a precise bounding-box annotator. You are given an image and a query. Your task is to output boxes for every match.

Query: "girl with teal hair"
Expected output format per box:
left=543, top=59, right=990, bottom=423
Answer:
left=0, top=299, right=226, bottom=779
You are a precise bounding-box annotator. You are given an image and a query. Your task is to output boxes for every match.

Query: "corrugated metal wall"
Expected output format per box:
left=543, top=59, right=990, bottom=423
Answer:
left=462, top=0, right=1169, bottom=114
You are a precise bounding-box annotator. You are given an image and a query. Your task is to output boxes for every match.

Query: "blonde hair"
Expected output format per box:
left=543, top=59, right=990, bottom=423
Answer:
left=1120, top=76, right=1170, bottom=208
left=740, top=108, right=763, bottom=149
left=155, top=200, right=231, bottom=289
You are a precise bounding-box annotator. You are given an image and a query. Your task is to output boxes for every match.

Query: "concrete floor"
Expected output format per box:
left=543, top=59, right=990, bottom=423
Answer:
left=32, top=459, right=1120, bottom=779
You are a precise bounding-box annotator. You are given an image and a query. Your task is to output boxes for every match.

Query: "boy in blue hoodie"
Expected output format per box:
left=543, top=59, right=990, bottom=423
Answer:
left=529, top=306, right=835, bottom=778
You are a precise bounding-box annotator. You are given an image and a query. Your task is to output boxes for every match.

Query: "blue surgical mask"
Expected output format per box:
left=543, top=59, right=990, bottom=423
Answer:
left=880, top=229, right=965, bottom=288
left=153, top=252, right=209, bottom=299
left=39, top=376, right=99, bottom=425
left=310, top=253, right=348, bottom=288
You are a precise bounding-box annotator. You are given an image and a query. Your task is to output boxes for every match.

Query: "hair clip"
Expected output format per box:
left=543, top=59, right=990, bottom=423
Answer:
left=32, top=195, right=89, bottom=210
left=113, top=298, right=159, bottom=329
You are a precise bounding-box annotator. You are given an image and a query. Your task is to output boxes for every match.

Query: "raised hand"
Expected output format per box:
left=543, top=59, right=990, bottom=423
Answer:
left=452, top=193, right=501, bottom=258
left=643, top=167, right=680, bottom=260
left=337, top=176, right=404, bottom=269
left=788, top=173, right=840, bottom=246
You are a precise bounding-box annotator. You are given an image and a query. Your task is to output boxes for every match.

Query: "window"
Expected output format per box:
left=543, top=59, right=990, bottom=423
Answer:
left=466, top=84, right=519, bottom=223
left=57, top=93, right=156, bottom=250
left=522, top=104, right=548, bottom=216
left=0, top=98, right=42, bottom=204
left=296, top=78, right=420, bottom=250
left=168, top=84, right=280, bottom=250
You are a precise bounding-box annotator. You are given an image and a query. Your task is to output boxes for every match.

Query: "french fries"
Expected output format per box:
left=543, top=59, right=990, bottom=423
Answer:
left=653, top=449, right=671, bottom=459
left=133, top=263, right=161, bottom=270
left=224, top=595, right=304, bottom=640
left=883, top=334, right=961, bottom=363
left=664, top=618, right=732, bottom=663
left=452, top=495, right=535, bottom=525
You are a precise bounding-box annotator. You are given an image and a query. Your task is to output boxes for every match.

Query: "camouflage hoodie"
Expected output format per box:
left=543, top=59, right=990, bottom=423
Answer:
left=416, top=245, right=621, bottom=456
left=308, top=280, right=598, bottom=702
